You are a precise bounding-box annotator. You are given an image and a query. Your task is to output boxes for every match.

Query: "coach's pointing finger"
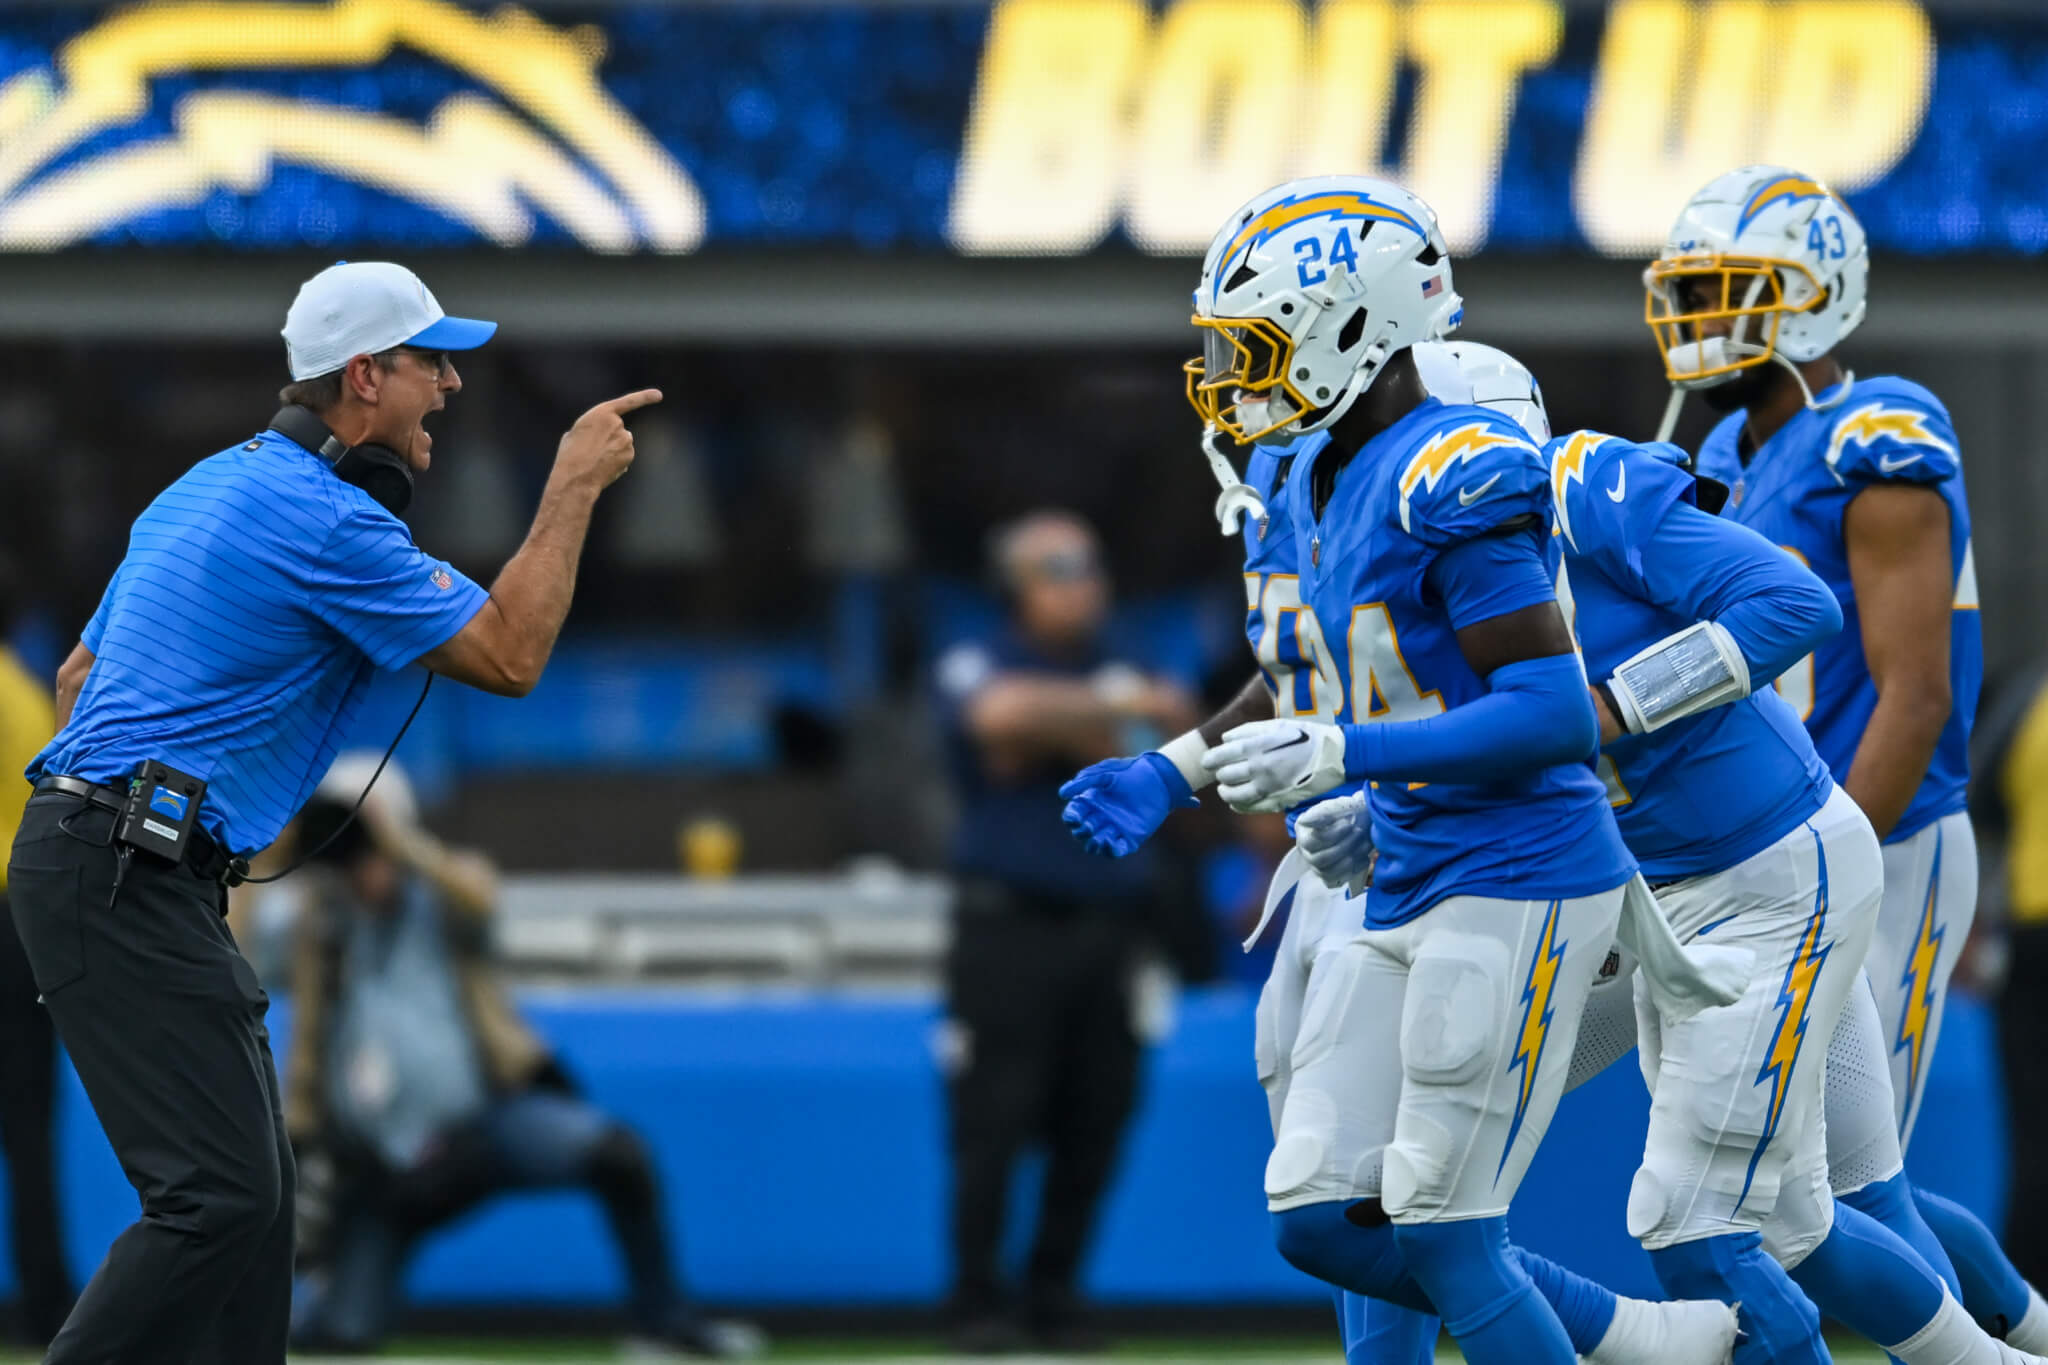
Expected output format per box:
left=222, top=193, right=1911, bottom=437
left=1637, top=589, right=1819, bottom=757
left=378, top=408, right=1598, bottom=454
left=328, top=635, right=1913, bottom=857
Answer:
left=600, top=388, right=664, bottom=416
left=558, top=389, right=663, bottom=489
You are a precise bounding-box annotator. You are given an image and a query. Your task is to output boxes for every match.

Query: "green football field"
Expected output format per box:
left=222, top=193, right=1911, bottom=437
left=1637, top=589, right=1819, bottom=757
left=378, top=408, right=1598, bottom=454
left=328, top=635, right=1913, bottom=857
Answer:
left=272, top=1335, right=1902, bottom=1363
left=0, top=1335, right=1903, bottom=1362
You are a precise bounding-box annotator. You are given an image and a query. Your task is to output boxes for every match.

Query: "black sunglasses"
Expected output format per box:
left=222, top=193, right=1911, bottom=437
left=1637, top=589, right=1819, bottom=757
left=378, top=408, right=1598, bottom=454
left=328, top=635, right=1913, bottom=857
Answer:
left=379, top=346, right=453, bottom=378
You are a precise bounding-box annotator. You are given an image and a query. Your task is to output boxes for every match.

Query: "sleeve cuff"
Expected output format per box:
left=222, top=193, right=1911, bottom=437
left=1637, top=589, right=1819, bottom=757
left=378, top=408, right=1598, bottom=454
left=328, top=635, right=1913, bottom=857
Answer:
left=1342, top=723, right=1375, bottom=780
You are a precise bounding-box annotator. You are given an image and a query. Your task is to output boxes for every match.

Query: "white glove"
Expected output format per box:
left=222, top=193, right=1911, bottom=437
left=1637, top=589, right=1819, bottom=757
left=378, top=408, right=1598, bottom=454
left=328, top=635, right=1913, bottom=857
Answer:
left=1202, top=719, right=1348, bottom=813
left=1294, top=792, right=1374, bottom=890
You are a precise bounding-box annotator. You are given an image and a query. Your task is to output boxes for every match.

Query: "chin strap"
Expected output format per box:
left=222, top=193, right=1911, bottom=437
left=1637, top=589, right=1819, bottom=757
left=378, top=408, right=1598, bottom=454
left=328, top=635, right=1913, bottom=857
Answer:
left=1655, top=360, right=1858, bottom=445
left=1654, top=386, right=1687, bottom=443
left=1200, top=426, right=1267, bottom=535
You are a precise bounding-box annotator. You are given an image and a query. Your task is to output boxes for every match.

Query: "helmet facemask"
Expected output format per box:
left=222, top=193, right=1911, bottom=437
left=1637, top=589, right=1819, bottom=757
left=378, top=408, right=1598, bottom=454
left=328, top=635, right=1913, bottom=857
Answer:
left=1644, top=253, right=1825, bottom=390
left=1185, top=313, right=1309, bottom=444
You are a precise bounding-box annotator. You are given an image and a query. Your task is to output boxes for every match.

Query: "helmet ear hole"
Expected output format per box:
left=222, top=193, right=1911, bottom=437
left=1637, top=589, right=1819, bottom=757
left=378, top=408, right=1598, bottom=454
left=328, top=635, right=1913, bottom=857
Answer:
left=1336, top=308, right=1368, bottom=353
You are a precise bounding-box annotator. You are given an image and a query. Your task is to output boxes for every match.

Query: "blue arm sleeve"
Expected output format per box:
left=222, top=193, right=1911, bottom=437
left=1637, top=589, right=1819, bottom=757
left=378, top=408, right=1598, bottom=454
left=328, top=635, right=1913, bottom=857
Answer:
left=1631, top=500, right=1842, bottom=686
left=1340, top=652, right=1597, bottom=784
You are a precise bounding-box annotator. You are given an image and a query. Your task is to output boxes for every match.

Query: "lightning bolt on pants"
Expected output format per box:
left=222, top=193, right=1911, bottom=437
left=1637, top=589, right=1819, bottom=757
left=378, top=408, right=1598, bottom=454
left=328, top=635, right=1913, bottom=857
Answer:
left=1861, top=812, right=1978, bottom=1152
left=1262, top=883, right=1624, bottom=1223
left=1629, top=787, right=1883, bottom=1265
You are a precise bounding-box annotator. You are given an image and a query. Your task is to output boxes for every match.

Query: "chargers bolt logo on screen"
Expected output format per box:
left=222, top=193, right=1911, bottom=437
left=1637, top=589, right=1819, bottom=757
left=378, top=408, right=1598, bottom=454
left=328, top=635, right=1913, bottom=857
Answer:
left=0, top=0, right=704, bottom=251
left=148, top=787, right=189, bottom=822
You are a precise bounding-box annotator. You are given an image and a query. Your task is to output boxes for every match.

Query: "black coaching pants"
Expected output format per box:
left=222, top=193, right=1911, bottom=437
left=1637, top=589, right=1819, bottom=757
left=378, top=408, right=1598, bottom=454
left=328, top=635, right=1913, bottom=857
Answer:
left=944, top=887, right=1141, bottom=1324
left=7, top=794, right=293, bottom=1365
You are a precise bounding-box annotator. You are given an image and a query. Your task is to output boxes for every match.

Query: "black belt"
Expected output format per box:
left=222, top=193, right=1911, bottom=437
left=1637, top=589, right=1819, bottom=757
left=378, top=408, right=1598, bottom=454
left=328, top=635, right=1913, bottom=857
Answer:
left=35, top=776, right=249, bottom=887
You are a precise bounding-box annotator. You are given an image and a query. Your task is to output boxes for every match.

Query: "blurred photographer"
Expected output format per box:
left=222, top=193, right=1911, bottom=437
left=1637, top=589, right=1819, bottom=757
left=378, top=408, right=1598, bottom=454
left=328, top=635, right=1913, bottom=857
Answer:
left=284, top=756, right=757, bottom=1359
left=933, top=511, right=1197, bottom=1352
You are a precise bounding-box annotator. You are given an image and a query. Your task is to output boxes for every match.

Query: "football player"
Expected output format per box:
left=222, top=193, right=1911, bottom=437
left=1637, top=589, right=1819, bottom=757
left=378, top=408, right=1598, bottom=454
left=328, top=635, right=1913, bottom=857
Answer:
left=1406, top=340, right=2048, bottom=1365
left=1647, top=165, right=2048, bottom=1347
left=1059, top=178, right=1736, bottom=1365
left=1182, top=172, right=1639, bottom=1365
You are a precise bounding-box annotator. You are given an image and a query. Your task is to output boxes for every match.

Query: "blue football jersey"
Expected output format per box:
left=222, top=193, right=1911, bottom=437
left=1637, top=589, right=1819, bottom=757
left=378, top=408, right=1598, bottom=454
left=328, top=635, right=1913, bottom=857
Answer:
left=1240, top=433, right=1368, bottom=823
left=1550, top=431, right=1833, bottom=880
left=1242, top=433, right=1336, bottom=721
left=1695, top=376, right=1980, bottom=843
left=1287, top=399, right=1635, bottom=927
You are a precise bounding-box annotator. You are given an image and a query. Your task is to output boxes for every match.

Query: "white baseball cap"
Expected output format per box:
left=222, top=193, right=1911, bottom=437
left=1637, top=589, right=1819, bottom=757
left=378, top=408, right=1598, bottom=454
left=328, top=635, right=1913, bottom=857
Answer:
left=282, top=261, right=497, bottom=381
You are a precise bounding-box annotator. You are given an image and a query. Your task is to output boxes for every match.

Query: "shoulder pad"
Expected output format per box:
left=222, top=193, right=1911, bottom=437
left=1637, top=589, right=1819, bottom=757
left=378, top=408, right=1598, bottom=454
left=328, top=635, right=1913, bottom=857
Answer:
left=1823, top=381, right=1959, bottom=486
left=1549, top=430, right=1697, bottom=556
left=1546, top=430, right=1626, bottom=551
left=1395, top=411, right=1547, bottom=545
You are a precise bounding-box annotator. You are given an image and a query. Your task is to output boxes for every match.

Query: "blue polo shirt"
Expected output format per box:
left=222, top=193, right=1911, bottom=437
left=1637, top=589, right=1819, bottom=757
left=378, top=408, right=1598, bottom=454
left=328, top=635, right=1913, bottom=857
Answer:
left=31, top=428, right=487, bottom=854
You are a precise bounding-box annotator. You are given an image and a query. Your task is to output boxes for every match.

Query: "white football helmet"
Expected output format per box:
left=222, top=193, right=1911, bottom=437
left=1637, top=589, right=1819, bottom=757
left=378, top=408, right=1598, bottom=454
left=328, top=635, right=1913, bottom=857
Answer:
left=1187, top=175, right=1461, bottom=444
left=1645, top=165, right=1869, bottom=391
left=1413, top=340, right=1551, bottom=445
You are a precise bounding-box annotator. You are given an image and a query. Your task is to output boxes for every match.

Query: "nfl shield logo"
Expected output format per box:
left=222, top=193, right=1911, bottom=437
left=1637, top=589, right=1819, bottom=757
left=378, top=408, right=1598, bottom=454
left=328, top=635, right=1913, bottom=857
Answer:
left=431, top=568, right=453, bottom=591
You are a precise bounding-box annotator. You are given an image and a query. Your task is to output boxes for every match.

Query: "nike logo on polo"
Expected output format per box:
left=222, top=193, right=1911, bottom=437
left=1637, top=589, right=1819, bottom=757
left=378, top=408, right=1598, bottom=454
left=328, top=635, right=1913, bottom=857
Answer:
left=1607, top=464, right=1627, bottom=502
left=1879, top=453, right=1923, bottom=474
left=1458, top=474, right=1503, bottom=506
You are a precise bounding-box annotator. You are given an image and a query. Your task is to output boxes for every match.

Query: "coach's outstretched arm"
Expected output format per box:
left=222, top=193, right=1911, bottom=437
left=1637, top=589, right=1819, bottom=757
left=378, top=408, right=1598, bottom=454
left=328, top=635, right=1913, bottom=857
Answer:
left=421, top=390, right=660, bottom=696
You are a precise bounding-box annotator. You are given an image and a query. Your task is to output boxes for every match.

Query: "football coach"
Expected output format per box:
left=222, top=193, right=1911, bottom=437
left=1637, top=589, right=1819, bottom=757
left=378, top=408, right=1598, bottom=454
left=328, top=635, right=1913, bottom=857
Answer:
left=6, top=261, right=658, bottom=1363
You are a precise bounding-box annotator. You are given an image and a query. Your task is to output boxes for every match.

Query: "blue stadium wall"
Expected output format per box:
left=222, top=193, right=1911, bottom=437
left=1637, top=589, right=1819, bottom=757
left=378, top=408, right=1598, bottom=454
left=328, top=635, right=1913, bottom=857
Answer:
left=0, top=984, right=2008, bottom=1307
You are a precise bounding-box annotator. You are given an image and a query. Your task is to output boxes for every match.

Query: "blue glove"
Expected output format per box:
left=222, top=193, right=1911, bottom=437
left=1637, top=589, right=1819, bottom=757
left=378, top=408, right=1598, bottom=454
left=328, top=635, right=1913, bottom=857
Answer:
left=1059, top=752, right=1198, bottom=857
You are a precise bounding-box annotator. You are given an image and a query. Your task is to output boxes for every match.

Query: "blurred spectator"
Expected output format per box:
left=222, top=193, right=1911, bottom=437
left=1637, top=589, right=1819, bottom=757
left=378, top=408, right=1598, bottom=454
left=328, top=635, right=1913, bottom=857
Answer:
left=284, top=757, right=759, bottom=1359
left=933, top=511, right=1198, bottom=1353
left=1975, top=664, right=2048, bottom=1284
left=0, top=556, right=73, bottom=1346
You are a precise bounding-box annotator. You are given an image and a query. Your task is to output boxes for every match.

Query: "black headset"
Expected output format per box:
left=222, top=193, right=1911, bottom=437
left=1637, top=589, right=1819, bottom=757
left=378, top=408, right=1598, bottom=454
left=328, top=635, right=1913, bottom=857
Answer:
left=267, top=404, right=414, bottom=517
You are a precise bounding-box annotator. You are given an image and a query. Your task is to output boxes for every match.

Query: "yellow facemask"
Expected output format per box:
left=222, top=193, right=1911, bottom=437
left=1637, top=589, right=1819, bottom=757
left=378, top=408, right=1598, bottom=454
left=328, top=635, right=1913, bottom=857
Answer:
left=1644, top=253, right=1825, bottom=385
left=1184, top=313, right=1308, bottom=444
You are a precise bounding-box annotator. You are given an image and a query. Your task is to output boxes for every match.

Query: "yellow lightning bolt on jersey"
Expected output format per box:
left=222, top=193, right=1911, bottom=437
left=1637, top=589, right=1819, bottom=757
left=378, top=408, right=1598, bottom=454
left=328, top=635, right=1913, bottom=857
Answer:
left=1398, top=424, right=1526, bottom=534
left=1741, top=834, right=1833, bottom=1208
left=1498, top=899, right=1566, bottom=1181
left=1826, top=403, right=1958, bottom=477
left=1548, top=430, right=1613, bottom=550
left=1895, top=835, right=1948, bottom=1106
